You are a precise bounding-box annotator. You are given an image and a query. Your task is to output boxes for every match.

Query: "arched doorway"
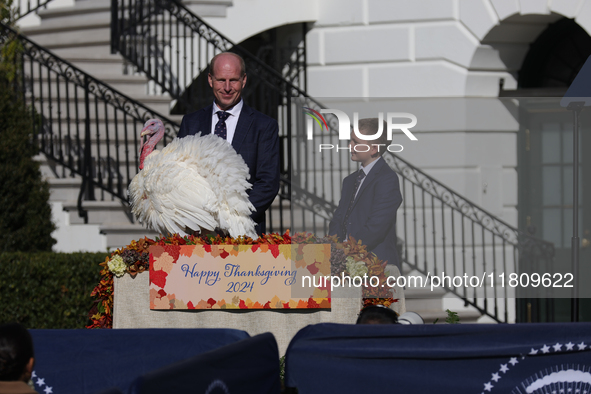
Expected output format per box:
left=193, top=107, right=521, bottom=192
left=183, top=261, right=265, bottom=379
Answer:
left=516, top=18, right=591, bottom=322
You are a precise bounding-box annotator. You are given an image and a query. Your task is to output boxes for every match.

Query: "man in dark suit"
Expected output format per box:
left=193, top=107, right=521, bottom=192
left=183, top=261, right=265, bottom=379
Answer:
left=328, top=118, right=403, bottom=270
left=177, top=52, right=280, bottom=235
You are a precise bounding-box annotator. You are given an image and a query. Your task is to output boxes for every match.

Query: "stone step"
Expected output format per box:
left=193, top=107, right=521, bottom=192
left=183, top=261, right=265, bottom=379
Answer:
left=184, top=0, right=234, bottom=17
left=89, top=74, right=149, bottom=96
left=62, top=200, right=134, bottom=226
left=46, top=177, right=82, bottom=201
left=51, top=201, right=108, bottom=253
left=35, top=0, right=111, bottom=21
left=68, top=59, right=127, bottom=80
left=21, top=3, right=110, bottom=35
left=100, top=224, right=160, bottom=250
left=52, top=45, right=118, bottom=60
left=26, top=90, right=175, bottom=120
left=23, top=26, right=111, bottom=49
left=26, top=71, right=149, bottom=97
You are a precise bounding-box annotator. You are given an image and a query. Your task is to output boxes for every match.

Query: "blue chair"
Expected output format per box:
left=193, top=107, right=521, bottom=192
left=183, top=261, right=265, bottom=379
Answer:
left=128, top=332, right=281, bottom=394
left=30, top=328, right=250, bottom=394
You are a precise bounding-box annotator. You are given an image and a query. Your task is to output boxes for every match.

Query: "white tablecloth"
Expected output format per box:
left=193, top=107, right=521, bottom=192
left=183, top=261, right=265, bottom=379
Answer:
left=113, top=265, right=405, bottom=355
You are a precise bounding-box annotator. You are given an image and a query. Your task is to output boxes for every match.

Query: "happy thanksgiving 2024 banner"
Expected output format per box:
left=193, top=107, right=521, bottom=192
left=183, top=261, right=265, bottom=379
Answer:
left=149, top=244, right=332, bottom=310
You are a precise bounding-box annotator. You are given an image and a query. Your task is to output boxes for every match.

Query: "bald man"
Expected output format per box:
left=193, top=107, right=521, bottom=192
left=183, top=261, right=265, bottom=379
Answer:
left=177, top=52, right=280, bottom=236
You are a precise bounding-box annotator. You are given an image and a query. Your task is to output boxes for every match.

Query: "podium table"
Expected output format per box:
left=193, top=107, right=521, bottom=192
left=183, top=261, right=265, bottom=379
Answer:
left=114, top=273, right=362, bottom=354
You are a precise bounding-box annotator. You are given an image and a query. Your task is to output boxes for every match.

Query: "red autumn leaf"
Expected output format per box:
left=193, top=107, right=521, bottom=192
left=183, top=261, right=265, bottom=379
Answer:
left=187, top=301, right=195, bottom=310
left=164, top=245, right=180, bottom=261
left=307, top=297, right=320, bottom=308
left=150, top=245, right=164, bottom=259
left=207, top=298, right=216, bottom=307
left=150, top=270, right=168, bottom=288
left=239, top=299, right=247, bottom=309
left=269, top=244, right=280, bottom=258
left=251, top=244, right=259, bottom=253
left=283, top=302, right=290, bottom=309
left=219, top=249, right=229, bottom=259
left=263, top=301, right=272, bottom=309
left=204, top=244, right=211, bottom=253
left=157, top=289, right=167, bottom=298
left=306, top=262, right=319, bottom=275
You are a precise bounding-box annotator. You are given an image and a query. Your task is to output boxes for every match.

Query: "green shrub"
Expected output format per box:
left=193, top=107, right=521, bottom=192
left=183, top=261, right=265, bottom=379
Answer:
left=0, top=55, right=56, bottom=252
left=0, top=252, right=107, bottom=328
left=1, top=0, right=55, bottom=251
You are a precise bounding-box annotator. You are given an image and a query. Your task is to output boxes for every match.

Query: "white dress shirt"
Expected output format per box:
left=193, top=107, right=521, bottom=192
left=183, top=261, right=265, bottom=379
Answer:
left=211, top=99, right=243, bottom=144
left=354, top=157, right=381, bottom=199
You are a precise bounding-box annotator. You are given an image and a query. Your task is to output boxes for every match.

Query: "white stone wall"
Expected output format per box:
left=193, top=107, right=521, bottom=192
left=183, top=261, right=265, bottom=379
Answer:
left=293, top=0, right=587, bottom=226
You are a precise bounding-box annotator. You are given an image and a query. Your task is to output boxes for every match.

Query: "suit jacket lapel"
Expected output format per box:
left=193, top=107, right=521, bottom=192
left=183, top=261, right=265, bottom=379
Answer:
left=201, top=104, right=213, bottom=135
left=232, top=103, right=253, bottom=152
left=351, top=158, right=386, bottom=209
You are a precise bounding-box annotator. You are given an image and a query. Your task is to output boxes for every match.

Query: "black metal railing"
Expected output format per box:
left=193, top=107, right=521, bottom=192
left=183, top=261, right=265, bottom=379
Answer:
left=0, top=22, right=178, bottom=222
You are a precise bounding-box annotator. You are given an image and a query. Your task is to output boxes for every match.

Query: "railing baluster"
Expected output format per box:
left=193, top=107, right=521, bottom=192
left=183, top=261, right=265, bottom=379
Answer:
left=39, top=62, right=48, bottom=155
left=482, top=226, right=487, bottom=313
left=441, top=198, right=447, bottom=277
left=80, top=74, right=92, bottom=222
left=421, top=189, right=428, bottom=273
left=104, top=99, right=112, bottom=192
left=412, top=182, right=418, bottom=268
left=431, top=194, right=437, bottom=275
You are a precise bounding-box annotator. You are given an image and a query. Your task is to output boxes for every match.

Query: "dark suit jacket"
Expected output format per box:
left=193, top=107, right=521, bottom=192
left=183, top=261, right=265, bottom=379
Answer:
left=177, top=102, right=280, bottom=235
left=328, top=157, right=403, bottom=268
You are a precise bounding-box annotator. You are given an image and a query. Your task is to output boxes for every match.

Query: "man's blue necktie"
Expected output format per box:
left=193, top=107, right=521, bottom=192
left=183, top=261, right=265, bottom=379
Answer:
left=215, top=111, right=230, bottom=140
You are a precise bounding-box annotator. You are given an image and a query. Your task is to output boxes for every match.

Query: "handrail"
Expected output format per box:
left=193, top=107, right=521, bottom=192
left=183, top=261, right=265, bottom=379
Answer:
left=0, top=22, right=179, bottom=222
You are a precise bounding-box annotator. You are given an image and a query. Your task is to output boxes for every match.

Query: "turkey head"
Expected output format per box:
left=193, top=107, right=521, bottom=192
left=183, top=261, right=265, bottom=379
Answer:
left=139, top=119, right=165, bottom=170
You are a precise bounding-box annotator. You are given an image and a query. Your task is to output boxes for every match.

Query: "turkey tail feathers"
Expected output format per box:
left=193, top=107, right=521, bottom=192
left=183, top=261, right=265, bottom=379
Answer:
left=129, top=132, right=257, bottom=238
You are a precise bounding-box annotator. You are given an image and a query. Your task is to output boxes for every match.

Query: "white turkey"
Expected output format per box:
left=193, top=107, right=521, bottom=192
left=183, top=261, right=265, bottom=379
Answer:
left=128, top=119, right=257, bottom=239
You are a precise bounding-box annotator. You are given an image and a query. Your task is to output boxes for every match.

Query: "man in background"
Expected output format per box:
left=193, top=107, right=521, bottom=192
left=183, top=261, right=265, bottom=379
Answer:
left=329, top=118, right=405, bottom=314
left=329, top=117, right=403, bottom=270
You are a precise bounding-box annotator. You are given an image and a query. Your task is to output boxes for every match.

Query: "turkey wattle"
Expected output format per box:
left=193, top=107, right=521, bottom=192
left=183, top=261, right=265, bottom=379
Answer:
left=128, top=119, right=257, bottom=239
